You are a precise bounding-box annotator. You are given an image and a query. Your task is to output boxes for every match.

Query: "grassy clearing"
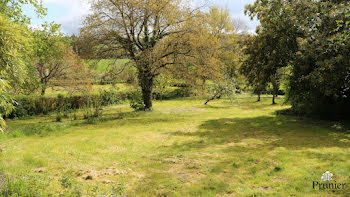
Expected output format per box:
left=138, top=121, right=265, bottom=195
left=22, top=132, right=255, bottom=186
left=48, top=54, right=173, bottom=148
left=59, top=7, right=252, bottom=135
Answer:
left=43, top=83, right=133, bottom=97
left=0, top=95, right=349, bottom=196
left=87, top=59, right=130, bottom=73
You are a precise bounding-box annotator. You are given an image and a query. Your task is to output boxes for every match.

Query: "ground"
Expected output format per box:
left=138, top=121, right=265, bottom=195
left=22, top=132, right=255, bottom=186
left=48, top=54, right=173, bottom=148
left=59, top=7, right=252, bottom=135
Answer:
left=0, top=96, right=349, bottom=196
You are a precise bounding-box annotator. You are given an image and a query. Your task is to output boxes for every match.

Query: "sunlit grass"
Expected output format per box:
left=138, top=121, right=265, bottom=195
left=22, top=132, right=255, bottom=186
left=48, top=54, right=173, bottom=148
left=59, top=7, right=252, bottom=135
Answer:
left=43, top=83, right=133, bottom=97
left=0, top=95, right=349, bottom=196
left=87, top=59, right=130, bottom=73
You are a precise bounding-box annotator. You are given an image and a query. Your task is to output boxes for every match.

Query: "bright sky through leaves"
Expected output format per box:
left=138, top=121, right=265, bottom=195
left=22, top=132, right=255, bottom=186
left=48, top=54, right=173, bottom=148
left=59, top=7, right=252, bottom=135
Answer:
left=23, top=0, right=258, bottom=34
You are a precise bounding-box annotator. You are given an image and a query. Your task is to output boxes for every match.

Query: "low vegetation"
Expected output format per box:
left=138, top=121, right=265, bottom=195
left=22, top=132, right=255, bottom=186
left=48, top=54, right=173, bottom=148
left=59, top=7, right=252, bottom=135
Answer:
left=1, top=96, right=349, bottom=196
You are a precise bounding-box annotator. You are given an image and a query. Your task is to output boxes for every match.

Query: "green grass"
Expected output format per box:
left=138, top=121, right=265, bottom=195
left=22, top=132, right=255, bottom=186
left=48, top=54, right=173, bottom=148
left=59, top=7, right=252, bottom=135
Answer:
left=87, top=59, right=130, bottom=73
left=43, top=83, right=133, bottom=97
left=0, top=95, right=349, bottom=196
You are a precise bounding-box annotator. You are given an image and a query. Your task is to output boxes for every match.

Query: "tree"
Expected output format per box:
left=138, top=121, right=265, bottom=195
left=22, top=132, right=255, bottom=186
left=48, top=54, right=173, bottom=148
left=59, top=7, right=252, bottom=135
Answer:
left=242, top=0, right=300, bottom=104
left=203, top=6, right=241, bottom=104
left=0, top=14, right=31, bottom=132
left=80, top=0, right=209, bottom=110
left=32, top=23, right=76, bottom=96
left=286, top=0, right=350, bottom=117
left=245, top=0, right=350, bottom=117
left=0, top=0, right=46, bottom=23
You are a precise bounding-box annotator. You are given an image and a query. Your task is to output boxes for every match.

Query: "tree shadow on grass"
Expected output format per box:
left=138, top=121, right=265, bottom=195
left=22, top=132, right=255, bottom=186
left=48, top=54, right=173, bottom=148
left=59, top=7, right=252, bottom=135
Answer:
left=167, top=116, right=350, bottom=151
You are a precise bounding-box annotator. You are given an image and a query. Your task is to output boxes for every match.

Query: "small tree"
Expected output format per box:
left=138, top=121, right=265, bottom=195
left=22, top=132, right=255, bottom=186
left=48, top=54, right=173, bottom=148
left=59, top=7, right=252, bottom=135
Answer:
left=32, top=23, right=85, bottom=96
left=203, top=6, right=241, bottom=104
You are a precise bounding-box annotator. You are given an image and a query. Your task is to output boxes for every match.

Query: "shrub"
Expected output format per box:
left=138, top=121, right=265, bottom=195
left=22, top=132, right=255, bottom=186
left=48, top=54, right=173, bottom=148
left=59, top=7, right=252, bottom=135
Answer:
left=129, top=91, right=146, bottom=111
left=3, top=87, right=191, bottom=119
left=8, top=122, right=72, bottom=137
left=100, top=89, right=121, bottom=106
left=83, top=95, right=103, bottom=123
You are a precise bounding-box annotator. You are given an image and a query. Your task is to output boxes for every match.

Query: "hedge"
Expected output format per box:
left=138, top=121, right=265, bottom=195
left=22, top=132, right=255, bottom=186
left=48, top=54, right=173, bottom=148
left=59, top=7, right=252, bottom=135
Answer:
left=5, top=87, right=191, bottom=119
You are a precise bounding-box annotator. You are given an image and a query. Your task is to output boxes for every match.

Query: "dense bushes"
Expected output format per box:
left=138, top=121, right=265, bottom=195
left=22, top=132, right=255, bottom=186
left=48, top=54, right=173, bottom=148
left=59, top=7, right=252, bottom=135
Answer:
left=129, top=91, right=146, bottom=111
left=4, top=87, right=191, bottom=118
left=6, top=89, right=126, bottom=119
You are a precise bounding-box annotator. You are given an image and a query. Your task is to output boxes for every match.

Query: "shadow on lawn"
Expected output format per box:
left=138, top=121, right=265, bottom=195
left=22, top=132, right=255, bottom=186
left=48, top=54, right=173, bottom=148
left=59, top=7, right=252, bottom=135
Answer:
left=168, top=116, right=350, bottom=150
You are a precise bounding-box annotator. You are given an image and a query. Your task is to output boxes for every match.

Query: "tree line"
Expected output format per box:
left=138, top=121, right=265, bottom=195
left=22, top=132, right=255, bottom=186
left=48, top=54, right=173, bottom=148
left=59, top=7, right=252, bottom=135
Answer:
left=241, top=0, right=350, bottom=119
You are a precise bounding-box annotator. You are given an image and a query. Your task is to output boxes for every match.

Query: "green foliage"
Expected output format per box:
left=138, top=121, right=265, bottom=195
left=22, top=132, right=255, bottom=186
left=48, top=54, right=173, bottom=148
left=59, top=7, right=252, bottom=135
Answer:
left=129, top=91, right=146, bottom=111
left=0, top=14, right=32, bottom=132
left=32, top=22, right=72, bottom=95
left=99, top=89, right=122, bottom=106
left=245, top=0, right=350, bottom=117
left=0, top=172, right=83, bottom=196
left=83, top=94, right=103, bottom=123
left=0, top=80, right=14, bottom=133
left=206, top=76, right=237, bottom=104
left=0, top=0, right=46, bottom=24
left=0, top=174, right=54, bottom=196
left=288, top=1, right=350, bottom=118
left=154, top=74, right=172, bottom=100
left=5, top=87, right=189, bottom=119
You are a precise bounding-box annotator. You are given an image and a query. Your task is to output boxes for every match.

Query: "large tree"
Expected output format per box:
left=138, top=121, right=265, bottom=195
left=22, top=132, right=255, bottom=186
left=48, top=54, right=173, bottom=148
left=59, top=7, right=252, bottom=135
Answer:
left=242, top=0, right=300, bottom=104
left=244, top=0, right=350, bottom=117
left=80, top=0, right=207, bottom=110
left=0, top=14, right=31, bottom=132
left=287, top=0, right=350, bottom=117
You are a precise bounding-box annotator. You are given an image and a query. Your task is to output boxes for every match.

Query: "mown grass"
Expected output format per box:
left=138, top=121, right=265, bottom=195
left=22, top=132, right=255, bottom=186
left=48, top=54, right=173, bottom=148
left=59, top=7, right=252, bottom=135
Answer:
left=0, top=95, right=349, bottom=196
left=43, top=83, right=133, bottom=97
left=87, top=59, right=130, bottom=73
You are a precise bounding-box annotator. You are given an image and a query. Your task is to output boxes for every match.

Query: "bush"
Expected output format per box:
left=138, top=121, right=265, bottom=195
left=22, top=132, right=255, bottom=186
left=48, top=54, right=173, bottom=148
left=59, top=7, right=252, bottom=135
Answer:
left=129, top=91, right=146, bottom=111
left=100, top=89, right=121, bottom=106
left=0, top=172, right=82, bottom=197
left=83, top=94, right=103, bottom=123
left=3, top=87, right=192, bottom=119
left=5, top=93, right=124, bottom=119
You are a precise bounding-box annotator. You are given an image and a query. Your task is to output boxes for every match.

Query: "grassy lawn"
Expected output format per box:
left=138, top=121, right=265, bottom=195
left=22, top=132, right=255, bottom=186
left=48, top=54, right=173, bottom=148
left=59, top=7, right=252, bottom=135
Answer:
left=0, top=96, right=349, bottom=196
left=43, top=83, right=133, bottom=97
left=87, top=59, right=131, bottom=73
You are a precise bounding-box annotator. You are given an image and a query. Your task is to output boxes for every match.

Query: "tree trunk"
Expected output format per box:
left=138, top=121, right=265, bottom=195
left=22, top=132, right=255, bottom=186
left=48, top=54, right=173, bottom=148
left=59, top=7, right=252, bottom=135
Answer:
left=138, top=70, right=154, bottom=110
left=204, top=93, right=218, bottom=105
left=201, top=78, right=206, bottom=96
left=40, top=79, right=47, bottom=96
left=41, top=86, right=46, bottom=96
left=204, top=90, right=222, bottom=105
left=271, top=77, right=279, bottom=105
left=257, top=93, right=261, bottom=102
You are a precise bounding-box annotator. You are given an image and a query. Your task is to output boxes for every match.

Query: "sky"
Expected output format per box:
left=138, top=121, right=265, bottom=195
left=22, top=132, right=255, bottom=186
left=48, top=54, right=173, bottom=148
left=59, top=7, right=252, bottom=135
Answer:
left=24, top=0, right=259, bottom=35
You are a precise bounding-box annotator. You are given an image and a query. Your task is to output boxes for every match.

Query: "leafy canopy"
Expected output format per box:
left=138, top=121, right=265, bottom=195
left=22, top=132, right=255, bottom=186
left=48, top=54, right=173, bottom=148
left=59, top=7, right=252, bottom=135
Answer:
left=0, top=0, right=46, bottom=23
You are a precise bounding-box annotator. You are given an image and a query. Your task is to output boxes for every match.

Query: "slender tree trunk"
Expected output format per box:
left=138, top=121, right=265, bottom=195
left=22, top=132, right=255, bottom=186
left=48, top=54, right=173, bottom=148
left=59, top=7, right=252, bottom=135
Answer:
left=40, top=79, right=47, bottom=96
left=201, top=78, right=206, bottom=96
left=41, top=84, right=47, bottom=96
left=257, top=93, right=261, bottom=102
left=271, top=77, right=279, bottom=105
left=138, top=69, right=154, bottom=110
left=204, top=92, right=220, bottom=105
left=272, top=84, right=278, bottom=105
left=41, top=88, right=46, bottom=96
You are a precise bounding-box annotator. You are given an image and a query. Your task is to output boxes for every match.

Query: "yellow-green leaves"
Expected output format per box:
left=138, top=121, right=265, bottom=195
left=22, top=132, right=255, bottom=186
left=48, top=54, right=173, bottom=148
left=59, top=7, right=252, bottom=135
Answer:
left=0, top=0, right=46, bottom=24
left=0, top=14, right=31, bottom=132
